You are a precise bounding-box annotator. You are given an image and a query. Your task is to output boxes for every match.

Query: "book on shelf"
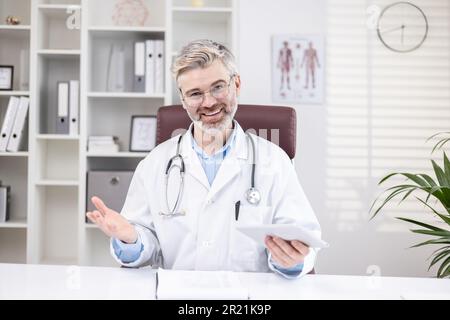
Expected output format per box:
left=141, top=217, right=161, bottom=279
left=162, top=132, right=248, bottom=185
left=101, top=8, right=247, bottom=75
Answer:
left=134, top=42, right=146, bottom=92
left=88, top=144, right=119, bottom=153
left=6, top=97, right=29, bottom=152
left=89, top=136, right=119, bottom=142
left=154, top=40, right=165, bottom=94
left=134, top=39, right=165, bottom=94
left=0, top=183, right=11, bottom=223
left=88, top=135, right=119, bottom=153
left=56, top=82, right=69, bottom=134
left=0, top=96, right=20, bottom=152
left=56, top=80, right=80, bottom=135
left=69, top=80, right=79, bottom=136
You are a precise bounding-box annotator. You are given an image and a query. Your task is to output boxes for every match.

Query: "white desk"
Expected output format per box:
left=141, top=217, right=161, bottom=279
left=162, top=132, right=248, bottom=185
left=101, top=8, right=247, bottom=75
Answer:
left=0, top=263, right=449, bottom=300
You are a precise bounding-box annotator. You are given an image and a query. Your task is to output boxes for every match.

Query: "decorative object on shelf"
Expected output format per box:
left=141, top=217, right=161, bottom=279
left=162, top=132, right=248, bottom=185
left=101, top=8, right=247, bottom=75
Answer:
left=272, top=35, right=324, bottom=104
left=370, top=132, right=450, bottom=278
left=0, top=66, right=14, bottom=91
left=5, top=15, right=20, bottom=25
left=377, top=2, right=428, bottom=53
left=129, top=115, right=156, bottom=152
left=191, top=0, right=204, bottom=7
left=111, top=0, right=149, bottom=27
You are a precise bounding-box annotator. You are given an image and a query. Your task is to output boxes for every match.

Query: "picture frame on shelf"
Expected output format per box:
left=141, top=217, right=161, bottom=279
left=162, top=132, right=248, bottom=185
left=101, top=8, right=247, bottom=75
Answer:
left=0, top=66, right=14, bottom=91
left=129, top=115, right=157, bottom=152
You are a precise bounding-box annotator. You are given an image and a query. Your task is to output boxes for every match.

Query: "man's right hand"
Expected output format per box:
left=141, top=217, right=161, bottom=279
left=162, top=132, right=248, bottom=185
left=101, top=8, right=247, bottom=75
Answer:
left=86, top=196, right=138, bottom=244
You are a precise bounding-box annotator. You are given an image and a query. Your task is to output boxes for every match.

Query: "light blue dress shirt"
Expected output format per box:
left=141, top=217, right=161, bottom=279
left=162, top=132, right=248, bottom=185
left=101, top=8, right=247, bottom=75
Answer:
left=113, top=124, right=303, bottom=276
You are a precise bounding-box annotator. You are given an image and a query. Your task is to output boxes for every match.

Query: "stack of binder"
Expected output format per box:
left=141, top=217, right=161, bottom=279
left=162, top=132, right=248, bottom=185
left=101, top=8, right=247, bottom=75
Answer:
left=0, top=96, right=29, bottom=152
left=88, top=136, right=119, bottom=153
left=56, top=80, right=79, bottom=135
left=134, top=40, right=165, bottom=94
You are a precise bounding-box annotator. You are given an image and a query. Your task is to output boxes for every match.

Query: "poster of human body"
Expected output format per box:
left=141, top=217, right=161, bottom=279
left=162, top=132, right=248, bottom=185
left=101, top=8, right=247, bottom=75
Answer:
left=272, top=35, right=324, bottom=104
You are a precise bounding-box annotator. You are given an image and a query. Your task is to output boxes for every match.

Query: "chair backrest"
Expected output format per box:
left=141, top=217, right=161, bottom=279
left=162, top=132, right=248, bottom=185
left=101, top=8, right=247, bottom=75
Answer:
left=156, top=104, right=297, bottom=159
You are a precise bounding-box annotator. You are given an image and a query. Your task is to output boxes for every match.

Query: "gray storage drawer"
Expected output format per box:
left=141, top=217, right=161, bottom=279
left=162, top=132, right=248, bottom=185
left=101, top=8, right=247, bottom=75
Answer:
left=86, top=171, right=134, bottom=214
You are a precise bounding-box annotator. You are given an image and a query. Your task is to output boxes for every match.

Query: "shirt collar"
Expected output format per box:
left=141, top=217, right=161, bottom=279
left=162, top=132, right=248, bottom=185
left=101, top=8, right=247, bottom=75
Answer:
left=189, top=121, right=238, bottom=158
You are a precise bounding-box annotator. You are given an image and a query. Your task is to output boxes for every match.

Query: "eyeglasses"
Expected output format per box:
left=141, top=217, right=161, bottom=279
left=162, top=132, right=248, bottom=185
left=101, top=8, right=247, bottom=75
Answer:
left=180, top=75, right=235, bottom=108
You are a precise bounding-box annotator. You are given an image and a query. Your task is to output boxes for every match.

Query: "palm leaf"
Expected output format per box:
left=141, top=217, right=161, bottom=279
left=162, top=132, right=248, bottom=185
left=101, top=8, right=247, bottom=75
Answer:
left=437, top=257, right=450, bottom=278
left=444, top=152, right=450, bottom=177
left=432, top=139, right=450, bottom=154
left=429, top=249, right=450, bottom=270
left=431, top=160, right=450, bottom=188
left=411, top=238, right=450, bottom=248
left=411, top=229, right=450, bottom=237
left=428, top=131, right=450, bottom=154
left=415, top=198, right=450, bottom=225
left=397, top=217, right=447, bottom=232
left=418, top=173, right=437, bottom=187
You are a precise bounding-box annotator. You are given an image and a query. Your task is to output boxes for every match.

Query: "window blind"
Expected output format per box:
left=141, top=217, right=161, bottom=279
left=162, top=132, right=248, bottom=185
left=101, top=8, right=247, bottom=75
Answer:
left=326, top=0, right=450, bottom=232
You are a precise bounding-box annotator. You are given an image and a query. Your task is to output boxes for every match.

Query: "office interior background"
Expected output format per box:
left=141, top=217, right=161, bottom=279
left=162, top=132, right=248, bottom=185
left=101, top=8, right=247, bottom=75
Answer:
left=0, top=0, right=448, bottom=278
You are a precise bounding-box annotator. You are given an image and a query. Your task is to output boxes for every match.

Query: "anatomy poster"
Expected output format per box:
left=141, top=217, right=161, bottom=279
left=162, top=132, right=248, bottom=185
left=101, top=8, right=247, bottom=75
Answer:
left=272, top=35, right=324, bottom=104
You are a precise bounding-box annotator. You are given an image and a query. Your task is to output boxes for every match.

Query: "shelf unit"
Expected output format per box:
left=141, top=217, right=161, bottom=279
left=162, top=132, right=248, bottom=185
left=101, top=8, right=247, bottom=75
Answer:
left=0, top=0, right=237, bottom=267
left=0, top=0, right=31, bottom=264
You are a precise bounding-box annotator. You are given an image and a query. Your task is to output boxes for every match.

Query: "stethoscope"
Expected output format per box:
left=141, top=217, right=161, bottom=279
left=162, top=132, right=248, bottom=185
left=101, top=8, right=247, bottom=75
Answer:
left=159, top=132, right=261, bottom=217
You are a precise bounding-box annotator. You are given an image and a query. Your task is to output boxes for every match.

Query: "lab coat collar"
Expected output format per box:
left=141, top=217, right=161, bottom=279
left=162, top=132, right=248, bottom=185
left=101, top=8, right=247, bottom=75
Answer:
left=179, top=120, right=249, bottom=194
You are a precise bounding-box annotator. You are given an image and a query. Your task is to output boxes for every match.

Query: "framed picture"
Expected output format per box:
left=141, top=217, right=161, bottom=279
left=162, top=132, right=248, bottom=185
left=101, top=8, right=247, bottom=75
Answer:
left=129, top=115, right=157, bottom=152
left=272, top=35, right=325, bottom=104
left=0, top=66, right=14, bottom=91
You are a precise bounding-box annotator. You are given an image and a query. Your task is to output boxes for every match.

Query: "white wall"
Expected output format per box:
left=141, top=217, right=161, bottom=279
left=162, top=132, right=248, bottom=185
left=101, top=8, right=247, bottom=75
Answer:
left=238, top=0, right=440, bottom=277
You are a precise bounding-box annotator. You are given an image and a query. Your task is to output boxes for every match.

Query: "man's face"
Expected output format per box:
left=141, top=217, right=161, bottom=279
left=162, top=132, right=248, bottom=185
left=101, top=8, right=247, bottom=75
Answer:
left=177, top=60, right=241, bottom=135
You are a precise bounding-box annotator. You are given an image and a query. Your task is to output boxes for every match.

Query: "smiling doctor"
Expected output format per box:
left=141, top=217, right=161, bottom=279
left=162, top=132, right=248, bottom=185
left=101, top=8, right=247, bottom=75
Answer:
left=86, top=39, right=322, bottom=278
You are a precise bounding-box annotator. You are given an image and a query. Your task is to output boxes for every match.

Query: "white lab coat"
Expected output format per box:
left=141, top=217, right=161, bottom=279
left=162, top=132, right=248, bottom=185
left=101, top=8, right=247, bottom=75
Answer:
left=110, top=122, right=321, bottom=277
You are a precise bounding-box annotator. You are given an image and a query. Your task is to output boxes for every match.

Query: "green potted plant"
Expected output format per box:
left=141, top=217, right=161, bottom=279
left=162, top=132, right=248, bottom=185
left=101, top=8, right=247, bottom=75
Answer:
left=370, top=132, right=450, bottom=278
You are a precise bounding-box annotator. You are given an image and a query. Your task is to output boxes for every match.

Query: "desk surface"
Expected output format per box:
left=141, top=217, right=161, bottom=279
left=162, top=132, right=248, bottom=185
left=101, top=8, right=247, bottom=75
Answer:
left=1, top=263, right=449, bottom=300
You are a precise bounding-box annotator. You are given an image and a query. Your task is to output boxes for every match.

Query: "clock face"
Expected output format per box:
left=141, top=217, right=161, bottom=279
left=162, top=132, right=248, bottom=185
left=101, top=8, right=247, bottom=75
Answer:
left=377, top=2, right=428, bottom=53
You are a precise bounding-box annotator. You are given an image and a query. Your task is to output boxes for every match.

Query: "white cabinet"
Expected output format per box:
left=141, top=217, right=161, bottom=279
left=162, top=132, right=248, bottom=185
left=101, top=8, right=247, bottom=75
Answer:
left=0, top=0, right=237, bottom=266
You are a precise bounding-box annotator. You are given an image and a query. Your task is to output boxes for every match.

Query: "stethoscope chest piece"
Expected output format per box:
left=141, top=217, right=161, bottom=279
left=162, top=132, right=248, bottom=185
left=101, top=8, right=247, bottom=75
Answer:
left=245, top=187, right=261, bottom=205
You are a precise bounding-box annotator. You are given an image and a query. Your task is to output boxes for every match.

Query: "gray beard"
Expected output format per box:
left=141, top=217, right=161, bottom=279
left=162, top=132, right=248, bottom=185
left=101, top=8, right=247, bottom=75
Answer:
left=188, top=101, right=238, bottom=136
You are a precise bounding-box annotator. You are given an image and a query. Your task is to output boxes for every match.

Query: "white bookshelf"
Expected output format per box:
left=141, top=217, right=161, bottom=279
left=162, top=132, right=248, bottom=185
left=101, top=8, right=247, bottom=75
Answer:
left=0, top=152, right=29, bottom=157
left=0, top=0, right=31, bottom=265
left=0, top=91, right=30, bottom=96
left=0, top=25, right=31, bottom=30
left=35, top=180, right=79, bottom=186
left=0, top=218, right=28, bottom=229
left=37, top=49, right=81, bottom=56
left=87, top=92, right=165, bottom=99
left=0, top=0, right=237, bottom=266
left=86, top=152, right=148, bottom=158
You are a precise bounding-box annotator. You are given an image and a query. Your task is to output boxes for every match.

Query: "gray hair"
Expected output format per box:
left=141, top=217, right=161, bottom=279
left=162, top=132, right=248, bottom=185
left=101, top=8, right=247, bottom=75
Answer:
left=171, top=39, right=238, bottom=83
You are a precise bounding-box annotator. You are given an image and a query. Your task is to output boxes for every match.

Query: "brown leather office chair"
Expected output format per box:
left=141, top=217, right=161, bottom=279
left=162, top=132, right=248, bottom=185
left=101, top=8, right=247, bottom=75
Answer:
left=156, top=104, right=315, bottom=274
left=156, top=104, right=297, bottom=159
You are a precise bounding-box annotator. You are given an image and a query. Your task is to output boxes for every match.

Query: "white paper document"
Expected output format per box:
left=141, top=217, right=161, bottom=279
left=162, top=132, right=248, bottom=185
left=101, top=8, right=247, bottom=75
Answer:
left=236, top=224, right=329, bottom=249
left=156, top=268, right=249, bottom=300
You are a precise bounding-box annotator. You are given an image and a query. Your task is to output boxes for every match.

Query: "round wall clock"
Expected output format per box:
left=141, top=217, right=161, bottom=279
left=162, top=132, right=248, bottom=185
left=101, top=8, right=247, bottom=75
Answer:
left=377, top=2, right=428, bottom=53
